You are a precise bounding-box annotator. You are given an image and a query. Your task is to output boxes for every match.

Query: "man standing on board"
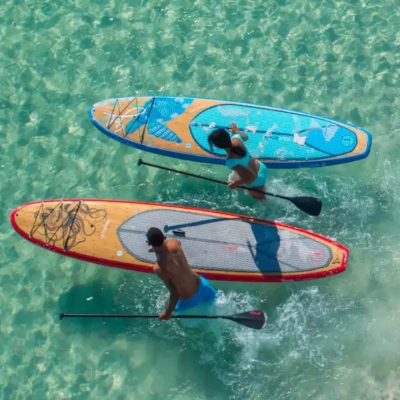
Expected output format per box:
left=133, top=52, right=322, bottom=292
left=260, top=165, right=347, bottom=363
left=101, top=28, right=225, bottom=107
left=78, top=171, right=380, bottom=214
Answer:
left=146, top=227, right=217, bottom=320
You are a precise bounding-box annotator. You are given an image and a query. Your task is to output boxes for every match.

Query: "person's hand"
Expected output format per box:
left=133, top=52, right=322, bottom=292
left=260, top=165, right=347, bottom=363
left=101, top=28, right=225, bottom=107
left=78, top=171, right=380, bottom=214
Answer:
left=229, top=122, right=239, bottom=134
left=228, top=181, right=238, bottom=190
left=159, top=311, right=172, bottom=320
left=146, top=240, right=155, bottom=252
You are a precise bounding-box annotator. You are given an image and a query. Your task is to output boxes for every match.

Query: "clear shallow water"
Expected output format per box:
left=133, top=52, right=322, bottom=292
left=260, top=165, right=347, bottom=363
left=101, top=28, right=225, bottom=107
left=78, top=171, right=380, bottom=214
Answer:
left=1, top=0, right=400, bottom=399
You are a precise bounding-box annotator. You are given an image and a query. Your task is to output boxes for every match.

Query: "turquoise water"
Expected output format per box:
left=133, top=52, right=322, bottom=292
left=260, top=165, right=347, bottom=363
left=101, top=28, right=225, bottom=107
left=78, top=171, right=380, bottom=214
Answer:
left=1, top=0, right=400, bottom=399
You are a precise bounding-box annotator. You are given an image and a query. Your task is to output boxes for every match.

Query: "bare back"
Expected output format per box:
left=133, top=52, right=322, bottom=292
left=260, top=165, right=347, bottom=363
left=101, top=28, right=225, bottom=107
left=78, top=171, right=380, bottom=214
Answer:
left=155, top=239, right=199, bottom=299
left=230, top=137, right=260, bottom=180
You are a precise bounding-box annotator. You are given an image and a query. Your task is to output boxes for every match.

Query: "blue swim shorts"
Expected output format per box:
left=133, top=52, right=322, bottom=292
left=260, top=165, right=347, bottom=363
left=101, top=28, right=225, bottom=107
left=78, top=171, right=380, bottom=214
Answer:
left=174, top=276, right=217, bottom=312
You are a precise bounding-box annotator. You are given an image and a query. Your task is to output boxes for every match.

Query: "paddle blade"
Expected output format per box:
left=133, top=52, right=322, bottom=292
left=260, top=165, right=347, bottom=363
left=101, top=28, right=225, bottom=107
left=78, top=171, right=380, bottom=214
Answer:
left=228, top=310, right=267, bottom=330
left=289, top=196, right=322, bottom=216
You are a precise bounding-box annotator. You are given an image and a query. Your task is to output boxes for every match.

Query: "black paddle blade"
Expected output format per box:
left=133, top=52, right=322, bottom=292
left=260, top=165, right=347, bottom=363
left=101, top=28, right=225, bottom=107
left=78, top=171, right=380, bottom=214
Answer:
left=289, top=196, right=322, bottom=217
left=228, top=310, right=267, bottom=330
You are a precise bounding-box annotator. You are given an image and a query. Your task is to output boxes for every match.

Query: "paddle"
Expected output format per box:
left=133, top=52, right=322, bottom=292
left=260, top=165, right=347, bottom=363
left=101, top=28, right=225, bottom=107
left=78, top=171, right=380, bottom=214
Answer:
left=137, top=159, right=322, bottom=216
left=59, top=310, right=267, bottom=330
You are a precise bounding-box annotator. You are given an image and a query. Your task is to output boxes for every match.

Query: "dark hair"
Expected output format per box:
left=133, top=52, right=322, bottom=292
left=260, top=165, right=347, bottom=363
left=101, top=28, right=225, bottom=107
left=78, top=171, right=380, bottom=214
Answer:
left=208, top=129, right=246, bottom=157
left=146, top=227, right=165, bottom=247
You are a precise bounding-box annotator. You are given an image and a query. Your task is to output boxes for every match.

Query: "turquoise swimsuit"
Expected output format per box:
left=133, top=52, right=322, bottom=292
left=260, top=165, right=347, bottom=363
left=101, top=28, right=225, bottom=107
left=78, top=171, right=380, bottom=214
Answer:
left=226, top=134, right=268, bottom=188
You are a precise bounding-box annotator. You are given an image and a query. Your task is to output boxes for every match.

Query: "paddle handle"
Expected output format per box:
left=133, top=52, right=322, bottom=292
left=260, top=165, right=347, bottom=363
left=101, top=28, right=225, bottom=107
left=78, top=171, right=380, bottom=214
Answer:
left=137, top=159, right=280, bottom=198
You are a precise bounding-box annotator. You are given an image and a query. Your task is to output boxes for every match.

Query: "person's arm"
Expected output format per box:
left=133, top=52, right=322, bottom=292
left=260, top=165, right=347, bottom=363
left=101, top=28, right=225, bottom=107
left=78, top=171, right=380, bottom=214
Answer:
left=230, top=122, right=249, bottom=141
left=162, top=288, right=180, bottom=320
left=154, top=266, right=180, bottom=320
left=228, top=165, right=257, bottom=188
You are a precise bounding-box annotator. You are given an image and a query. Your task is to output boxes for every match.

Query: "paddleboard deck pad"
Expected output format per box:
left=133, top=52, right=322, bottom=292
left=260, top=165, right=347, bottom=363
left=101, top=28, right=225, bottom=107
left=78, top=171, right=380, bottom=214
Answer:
left=88, top=96, right=371, bottom=168
left=10, top=200, right=348, bottom=282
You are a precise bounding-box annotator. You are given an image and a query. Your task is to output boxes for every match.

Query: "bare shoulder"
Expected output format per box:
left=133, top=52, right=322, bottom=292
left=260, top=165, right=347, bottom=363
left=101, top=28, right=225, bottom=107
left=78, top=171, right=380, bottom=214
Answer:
left=232, top=137, right=246, bottom=149
left=166, top=239, right=182, bottom=253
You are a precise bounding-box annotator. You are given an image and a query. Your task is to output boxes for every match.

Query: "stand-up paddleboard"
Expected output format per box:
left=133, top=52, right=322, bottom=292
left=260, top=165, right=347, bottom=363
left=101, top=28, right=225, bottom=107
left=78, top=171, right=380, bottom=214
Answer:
left=10, top=199, right=348, bottom=282
left=88, top=96, right=371, bottom=168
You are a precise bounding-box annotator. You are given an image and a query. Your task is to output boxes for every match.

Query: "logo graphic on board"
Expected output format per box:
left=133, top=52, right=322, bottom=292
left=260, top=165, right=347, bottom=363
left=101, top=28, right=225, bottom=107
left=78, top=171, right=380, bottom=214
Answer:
left=341, top=135, right=355, bottom=147
left=309, top=248, right=327, bottom=264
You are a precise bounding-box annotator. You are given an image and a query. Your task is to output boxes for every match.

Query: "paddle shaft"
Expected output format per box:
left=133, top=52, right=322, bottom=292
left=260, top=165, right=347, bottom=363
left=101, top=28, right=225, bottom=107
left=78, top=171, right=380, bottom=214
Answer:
left=138, top=159, right=285, bottom=200
left=61, top=313, right=222, bottom=319
left=60, top=310, right=267, bottom=329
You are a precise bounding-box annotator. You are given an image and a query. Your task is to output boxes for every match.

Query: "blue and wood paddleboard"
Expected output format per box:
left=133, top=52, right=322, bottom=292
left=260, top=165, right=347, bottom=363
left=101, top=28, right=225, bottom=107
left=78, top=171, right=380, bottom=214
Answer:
left=88, top=96, right=372, bottom=168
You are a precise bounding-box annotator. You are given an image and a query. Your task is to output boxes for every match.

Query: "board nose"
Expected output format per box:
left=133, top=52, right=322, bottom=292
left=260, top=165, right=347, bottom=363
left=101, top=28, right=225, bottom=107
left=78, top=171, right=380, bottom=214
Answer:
left=9, top=206, right=18, bottom=228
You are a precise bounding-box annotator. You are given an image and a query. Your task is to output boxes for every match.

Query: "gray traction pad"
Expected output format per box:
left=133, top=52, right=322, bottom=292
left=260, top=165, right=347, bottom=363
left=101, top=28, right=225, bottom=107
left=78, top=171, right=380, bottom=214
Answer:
left=117, top=210, right=332, bottom=273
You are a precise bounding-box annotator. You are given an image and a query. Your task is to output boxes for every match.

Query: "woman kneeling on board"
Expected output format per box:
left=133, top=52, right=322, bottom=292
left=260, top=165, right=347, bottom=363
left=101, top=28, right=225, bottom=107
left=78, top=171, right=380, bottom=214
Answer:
left=208, top=123, right=268, bottom=200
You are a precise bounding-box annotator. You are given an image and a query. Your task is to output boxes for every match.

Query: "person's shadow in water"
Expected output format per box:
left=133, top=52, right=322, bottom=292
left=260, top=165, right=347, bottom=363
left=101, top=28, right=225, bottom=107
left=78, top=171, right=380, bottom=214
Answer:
left=166, top=217, right=286, bottom=274
left=57, top=280, right=147, bottom=337
left=57, top=280, right=236, bottom=400
left=247, top=221, right=282, bottom=273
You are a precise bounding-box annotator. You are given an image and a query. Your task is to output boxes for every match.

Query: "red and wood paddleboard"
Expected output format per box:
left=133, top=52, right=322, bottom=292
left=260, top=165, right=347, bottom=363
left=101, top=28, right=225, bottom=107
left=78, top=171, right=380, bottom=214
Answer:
left=10, top=199, right=348, bottom=283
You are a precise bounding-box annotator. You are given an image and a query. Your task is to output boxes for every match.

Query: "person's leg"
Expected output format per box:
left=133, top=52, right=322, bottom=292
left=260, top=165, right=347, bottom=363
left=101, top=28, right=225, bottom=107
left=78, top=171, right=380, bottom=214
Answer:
left=246, top=163, right=268, bottom=200
left=247, top=187, right=266, bottom=200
